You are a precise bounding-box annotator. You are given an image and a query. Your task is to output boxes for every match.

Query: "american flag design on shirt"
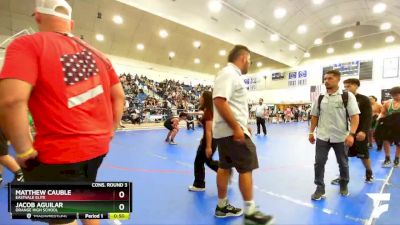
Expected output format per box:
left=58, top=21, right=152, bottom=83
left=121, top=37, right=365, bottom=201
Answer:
left=60, top=49, right=104, bottom=108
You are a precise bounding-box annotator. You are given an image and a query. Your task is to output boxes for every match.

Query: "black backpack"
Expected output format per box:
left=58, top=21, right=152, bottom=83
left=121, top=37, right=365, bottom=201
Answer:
left=317, top=91, right=349, bottom=130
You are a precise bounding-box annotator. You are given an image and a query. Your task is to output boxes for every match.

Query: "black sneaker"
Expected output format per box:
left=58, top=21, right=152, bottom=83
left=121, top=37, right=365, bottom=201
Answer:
left=245, top=210, right=274, bottom=225
left=12, top=174, right=24, bottom=183
left=340, top=183, right=349, bottom=196
left=365, top=170, right=374, bottom=183
left=394, top=158, right=399, bottom=168
left=0, top=177, right=3, bottom=185
left=311, top=188, right=326, bottom=201
left=331, top=177, right=340, bottom=185
left=368, top=143, right=373, bottom=149
left=382, top=159, right=392, bottom=168
left=215, top=203, right=243, bottom=218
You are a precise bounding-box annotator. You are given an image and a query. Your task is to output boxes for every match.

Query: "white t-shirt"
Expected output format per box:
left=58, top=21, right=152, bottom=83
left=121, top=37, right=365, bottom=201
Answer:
left=212, top=63, right=250, bottom=139
left=255, top=104, right=267, bottom=117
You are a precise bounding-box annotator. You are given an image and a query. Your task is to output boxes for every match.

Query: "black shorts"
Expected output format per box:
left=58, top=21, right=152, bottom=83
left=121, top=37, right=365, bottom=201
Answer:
left=0, top=129, right=8, bottom=156
left=371, top=115, right=379, bottom=130
left=348, top=139, right=369, bottom=159
left=164, top=123, right=174, bottom=131
left=215, top=135, right=259, bottom=173
left=22, top=154, right=105, bottom=224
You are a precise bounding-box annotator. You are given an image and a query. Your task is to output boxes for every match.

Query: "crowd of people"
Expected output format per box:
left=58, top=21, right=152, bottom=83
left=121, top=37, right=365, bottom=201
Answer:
left=119, top=73, right=213, bottom=124
left=249, top=103, right=312, bottom=124
left=146, top=77, right=212, bottom=111
left=1, top=2, right=400, bottom=225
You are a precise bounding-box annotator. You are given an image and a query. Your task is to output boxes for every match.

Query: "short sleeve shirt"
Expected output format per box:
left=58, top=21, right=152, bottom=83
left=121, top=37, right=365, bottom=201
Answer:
left=255, top=104, right=267, bottom=117
left=0, top=32, right=120, bottom=164
left=311, top=89, right=360, bottom=143
left=212, top=63, right=250, bottom=139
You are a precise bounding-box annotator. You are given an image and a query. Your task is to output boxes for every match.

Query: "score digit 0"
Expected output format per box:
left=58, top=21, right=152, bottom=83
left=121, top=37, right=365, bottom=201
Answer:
left=119, top=191, right=125, bottom=198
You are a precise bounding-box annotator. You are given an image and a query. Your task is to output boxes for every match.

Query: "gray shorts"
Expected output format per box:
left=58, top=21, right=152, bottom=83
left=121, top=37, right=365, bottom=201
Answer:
left=215, top=135, right=259, bottom=173
left=0, top=129, right=8, bottom=156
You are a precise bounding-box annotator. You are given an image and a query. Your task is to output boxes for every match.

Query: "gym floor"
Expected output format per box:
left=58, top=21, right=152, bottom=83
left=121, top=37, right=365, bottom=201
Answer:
left=0, top=122, right=398, bottom=225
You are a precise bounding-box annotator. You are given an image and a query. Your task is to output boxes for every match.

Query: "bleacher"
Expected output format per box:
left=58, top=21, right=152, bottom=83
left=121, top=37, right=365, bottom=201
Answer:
left=119, top=73, right=212, bottom=124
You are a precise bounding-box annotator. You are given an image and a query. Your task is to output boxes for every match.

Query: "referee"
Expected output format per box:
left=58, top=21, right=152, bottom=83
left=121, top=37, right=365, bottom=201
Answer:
left=255, top=98, right=267, bottom=136
left=213, top=45, right=273, bottom=225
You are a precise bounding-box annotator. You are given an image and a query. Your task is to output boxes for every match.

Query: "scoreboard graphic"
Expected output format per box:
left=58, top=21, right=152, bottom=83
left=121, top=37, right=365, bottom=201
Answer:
left=8, top=182, right=132, bottom=220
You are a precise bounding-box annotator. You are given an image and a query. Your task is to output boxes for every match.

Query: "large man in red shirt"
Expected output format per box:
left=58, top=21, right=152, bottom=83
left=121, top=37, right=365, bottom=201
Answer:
left=0, top=0, right=125, bottom=224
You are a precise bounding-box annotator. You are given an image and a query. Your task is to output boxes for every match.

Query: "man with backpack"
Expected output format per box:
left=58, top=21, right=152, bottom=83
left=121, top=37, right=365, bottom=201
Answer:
left=309, top=70, right=360, bottom=200
left=331, top=79, right=373, bottom=184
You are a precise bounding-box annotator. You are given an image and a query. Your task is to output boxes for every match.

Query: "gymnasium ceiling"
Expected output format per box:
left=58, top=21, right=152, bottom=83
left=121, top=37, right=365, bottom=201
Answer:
left=118, top=0, right=400, bottom=64
left=0, top=0, right=287, bottom=75
left=1, top=0, right=400, bottom=74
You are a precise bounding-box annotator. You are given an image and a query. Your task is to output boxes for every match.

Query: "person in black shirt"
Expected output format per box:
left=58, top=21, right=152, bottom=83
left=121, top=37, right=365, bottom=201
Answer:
left=332, top=79, right=373, bottom=183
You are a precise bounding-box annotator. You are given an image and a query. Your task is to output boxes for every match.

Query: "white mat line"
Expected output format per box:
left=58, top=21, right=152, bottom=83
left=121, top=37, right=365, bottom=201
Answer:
left=365, top=166, right=394, bottom=225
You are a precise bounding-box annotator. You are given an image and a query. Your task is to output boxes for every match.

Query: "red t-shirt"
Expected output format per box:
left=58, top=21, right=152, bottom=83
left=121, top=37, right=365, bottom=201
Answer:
left=0, top=32, right=120, bottom=164
left=202, top=109, right=213, bottom=139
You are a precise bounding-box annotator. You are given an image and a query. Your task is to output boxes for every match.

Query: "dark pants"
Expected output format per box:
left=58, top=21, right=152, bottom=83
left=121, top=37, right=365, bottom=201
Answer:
left=315, top=139, right=349, bottom=191
left=256, top=117, right=267, bottom=135
left=193, top=139, right=218, bottom=188
left=22, top=155, right=105, bottom=224
left=376, top=140, right=383, bottom=149
left=0, top=129, right=8, bottom=156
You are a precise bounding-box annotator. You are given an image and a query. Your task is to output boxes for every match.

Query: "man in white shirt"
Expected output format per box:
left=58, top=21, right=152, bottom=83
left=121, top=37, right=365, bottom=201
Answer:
left=309, top=70, right=360, bottom=200
left=255, top=98, right=268, bottom=136
left=213, top=45, right=273, bottom=225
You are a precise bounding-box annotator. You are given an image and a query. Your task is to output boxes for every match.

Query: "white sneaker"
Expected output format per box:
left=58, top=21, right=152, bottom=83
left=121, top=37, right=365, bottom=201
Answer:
left=169, top=141, right=177, bottom=145
left=188, top=186, right=205, bottom=192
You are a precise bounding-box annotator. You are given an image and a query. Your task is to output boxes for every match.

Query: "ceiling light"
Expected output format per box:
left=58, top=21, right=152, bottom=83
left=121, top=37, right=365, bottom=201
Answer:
left=168, top=51, right=175, bottom=58
left=136, top=43, right=144, bottom=50
left=256, top=62, right=263, bottom=67
left=245, top=19, right=256, bottom=29
left=373, top=2, right=387, bottom=14
left=95, top=34, right=104, bottom=41
left=193, top=41, right=201, bottom=49
left=270, top=34, right=280, bottom=41
left=314, top=38, right=323, bottom=45
left=304, top=52, right=311, bottom=58
left=330, top=15, right=342, bottom=25
left=193, top=41, right=201, bottom=48
left=274, top=7, right=287, bottom=19
left=344, top=31, right=354, bottom=39
left=159, top=29, right=169, bottom=38
left=312, top=0, right=325, bottom=5
left=208, top=0, right=222, bottom=13
left=289, top=44, right=297, bottom=51
left=297, top=25, right=308, bottom=34
left=353, top=42, right=362, bottom=49
left=385, top=35, right=395, bottom=43
left=214, top=63, right=220, bottom=69
left=327, top=47, right=334, bottom=54
left=194, top=58, right=201, bottom=64
left=112, top=15, right=123, bottom=24
left=219, top=50, right=226, bottom=56
left=380, top=22, right=392, bottom=30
